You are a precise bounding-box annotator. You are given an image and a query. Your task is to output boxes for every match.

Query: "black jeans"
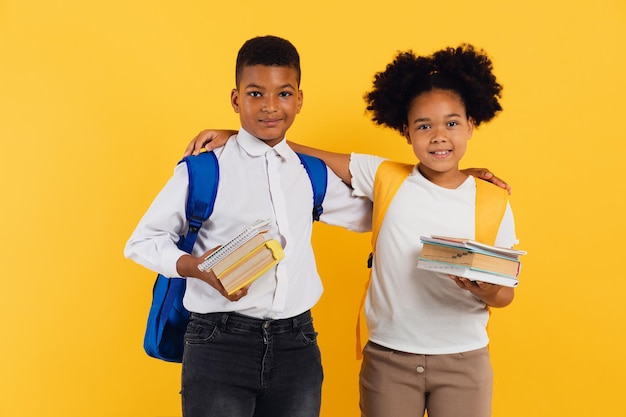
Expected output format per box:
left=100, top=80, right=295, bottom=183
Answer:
left=181, top=310, right=323, bottom=417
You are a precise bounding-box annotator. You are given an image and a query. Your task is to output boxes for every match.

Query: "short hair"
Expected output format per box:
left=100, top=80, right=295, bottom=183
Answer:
left=365, top=44, right=503, bottom=134
left=235, top=35, right=301, bottom=87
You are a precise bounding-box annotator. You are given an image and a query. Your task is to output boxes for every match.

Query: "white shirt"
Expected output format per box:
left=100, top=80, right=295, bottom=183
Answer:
left=125, top=129, right=372, bottom=319
left=350, top=153, right=518, bottom=354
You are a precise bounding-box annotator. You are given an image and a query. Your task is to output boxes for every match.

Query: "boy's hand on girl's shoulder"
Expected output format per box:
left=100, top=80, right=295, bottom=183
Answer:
left=184, top=129, right=239, bottom=157
left=176, top=249, right=249, bottom=302
left=462, top=167, right=512, bottom=194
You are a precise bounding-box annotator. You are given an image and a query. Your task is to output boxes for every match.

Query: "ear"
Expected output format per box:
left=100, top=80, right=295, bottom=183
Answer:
left=466, top=117, right=475, bottom=139
left=231, top=88, right=240, bottom=113
left=403, top=124, right=411, bottom=144
left=296, top=90, right=304, bottom=114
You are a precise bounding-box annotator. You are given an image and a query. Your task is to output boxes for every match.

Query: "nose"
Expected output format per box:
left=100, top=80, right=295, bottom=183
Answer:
left=263, top=95, right=278, bottom=113
left=430, top=126, right=447, bottom=143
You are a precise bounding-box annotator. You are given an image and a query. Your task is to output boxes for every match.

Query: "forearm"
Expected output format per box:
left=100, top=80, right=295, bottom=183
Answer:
left=287, top=141, right=352, bottom=186
left=176, top=252, right=242, bottom=300
left=478, top=286, right=515, bottom=308
left=176, top=254, right=200, bottom=278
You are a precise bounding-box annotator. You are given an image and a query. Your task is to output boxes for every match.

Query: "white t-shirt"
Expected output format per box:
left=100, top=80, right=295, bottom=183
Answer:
left=124, top=129, right=372, bottom=320
left=350, top=153, right=518, bottom=355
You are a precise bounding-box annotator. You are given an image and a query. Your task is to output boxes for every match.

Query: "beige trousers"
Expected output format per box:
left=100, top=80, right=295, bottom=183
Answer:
left=359, top=342, right=493, bottom=417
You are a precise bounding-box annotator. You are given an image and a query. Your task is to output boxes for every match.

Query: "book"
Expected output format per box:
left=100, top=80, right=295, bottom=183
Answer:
left=197, top=219, right=272, bottom=272
left=210, top=233, right=273, bottom=277
left=417, top=235, right=527, bottom=287
left=416, top=259, right=519, bottom=288
left=214, top=238, right=285, bottom=295
left=420, top=241, right=521, bottom=277
left=196, top=219, right=285, bottom=295
left=420, top=235, right=527, bottom=260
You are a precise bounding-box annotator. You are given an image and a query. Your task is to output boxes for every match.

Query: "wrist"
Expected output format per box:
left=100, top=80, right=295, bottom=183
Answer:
left=176, top=254, right=196, bottom=278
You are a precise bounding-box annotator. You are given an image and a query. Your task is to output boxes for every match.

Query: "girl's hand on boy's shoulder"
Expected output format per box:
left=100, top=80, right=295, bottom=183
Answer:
left=184, top=129, right=239, bottom=157
left=461, top=168, right=512, bottom=194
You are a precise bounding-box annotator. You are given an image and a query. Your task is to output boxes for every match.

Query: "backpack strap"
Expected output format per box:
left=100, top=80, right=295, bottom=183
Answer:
left=369, top=161, right=414, bottom=265
left=473, top=178, right=509, bottom=346
left=144, top=151, right=219, bottom=363
left=296, top=153, right=328, bottom=222
left=177, top=151, right=220, bottom=252
left=357, top=161, right=414, bottom=358
left=474, top=178, right=508, bottom=245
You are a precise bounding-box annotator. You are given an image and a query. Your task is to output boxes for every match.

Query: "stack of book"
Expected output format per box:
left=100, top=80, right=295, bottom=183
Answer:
left=417, top=235, right=527, bottom=287
left=198, top=219, right=285, bottom=295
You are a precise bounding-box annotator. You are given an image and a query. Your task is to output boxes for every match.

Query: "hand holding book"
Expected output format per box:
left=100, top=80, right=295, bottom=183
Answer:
left=417, top=235, right=527, bottom=287
left=197, top=219, right=285, bottom=295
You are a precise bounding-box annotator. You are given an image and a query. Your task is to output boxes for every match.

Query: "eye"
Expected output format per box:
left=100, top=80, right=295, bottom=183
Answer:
left=447, top=120, right=460, bottom=127
left=278, top=91, right=293, bottom=98
left=417, top=123, right=430, bottom=130
left=247, top=91, right=262, bottom=97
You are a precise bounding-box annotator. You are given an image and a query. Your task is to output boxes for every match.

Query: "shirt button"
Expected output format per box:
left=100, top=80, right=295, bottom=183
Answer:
left=416, top=366, right=425, bottom=373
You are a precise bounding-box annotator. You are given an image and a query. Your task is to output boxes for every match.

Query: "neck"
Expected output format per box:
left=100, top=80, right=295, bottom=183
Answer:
left=417, top=163, right=467, bottom=189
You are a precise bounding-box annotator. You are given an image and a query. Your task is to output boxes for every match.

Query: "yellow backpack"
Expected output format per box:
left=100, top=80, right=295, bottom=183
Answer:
left=356, top=161, right=509, bottom=358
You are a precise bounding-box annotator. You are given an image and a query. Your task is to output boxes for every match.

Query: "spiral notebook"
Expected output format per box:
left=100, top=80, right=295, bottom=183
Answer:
left=197, top=219, right=272, bottom=272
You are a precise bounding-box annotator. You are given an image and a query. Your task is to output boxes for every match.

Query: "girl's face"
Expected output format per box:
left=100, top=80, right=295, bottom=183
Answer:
left=403, top=89, right=474, bottom=188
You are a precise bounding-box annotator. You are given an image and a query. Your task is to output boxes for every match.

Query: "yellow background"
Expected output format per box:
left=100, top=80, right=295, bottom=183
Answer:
left=1, top=0, right=625, bottom=416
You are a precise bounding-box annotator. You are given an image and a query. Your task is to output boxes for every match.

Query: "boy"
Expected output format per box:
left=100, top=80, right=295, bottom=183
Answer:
left=124, top=35, right=371, bottom=417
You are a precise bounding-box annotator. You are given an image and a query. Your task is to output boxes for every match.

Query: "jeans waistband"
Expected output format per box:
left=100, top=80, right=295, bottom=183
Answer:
left=191, top=310, right=313, bottom=333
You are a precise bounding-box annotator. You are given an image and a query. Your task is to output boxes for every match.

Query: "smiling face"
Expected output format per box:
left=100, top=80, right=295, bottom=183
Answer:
left=231, top=64, right=303, bottom=147
left=403, top=89, right=474, bottom=188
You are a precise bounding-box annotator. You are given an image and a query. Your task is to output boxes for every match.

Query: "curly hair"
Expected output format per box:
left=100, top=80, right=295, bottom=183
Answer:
left=235, top=35, right=301, bottom=87
left=364, top=44, right=502, bottom=134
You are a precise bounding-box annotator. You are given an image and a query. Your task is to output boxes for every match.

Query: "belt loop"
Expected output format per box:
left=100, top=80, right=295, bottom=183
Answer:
left=220, top=312, right=230, bottom=331
left=292, top=310, right=309, bottom=329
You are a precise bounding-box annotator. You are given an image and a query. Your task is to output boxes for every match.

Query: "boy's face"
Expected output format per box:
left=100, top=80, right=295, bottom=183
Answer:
left=403, top=89, right=474, bottom=185
left=231, top=65, right=303, bottom=147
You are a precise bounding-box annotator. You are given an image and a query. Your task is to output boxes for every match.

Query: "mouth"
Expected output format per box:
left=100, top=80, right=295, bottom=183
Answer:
left=430, top=149, right=451, bottom=159
left=260, top=118, right=282, bottom=127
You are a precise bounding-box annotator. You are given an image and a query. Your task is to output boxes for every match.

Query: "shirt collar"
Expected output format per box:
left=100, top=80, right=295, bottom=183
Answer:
left=237, top=127, right=292, bottom=160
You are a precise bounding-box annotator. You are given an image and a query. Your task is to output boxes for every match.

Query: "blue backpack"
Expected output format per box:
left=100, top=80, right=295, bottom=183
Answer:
left=143, top=151, right=328, bottom=363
